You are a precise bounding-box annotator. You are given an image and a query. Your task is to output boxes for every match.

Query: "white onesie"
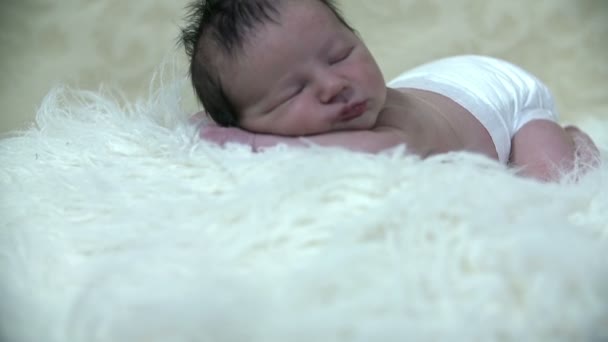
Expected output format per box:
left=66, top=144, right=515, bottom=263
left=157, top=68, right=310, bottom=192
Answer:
left=387, top=55, right=558, bottom=164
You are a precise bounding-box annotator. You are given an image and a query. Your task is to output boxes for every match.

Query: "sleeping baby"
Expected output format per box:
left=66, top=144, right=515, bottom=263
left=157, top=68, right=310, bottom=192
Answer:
left=179, top=0, right=599, bottom=181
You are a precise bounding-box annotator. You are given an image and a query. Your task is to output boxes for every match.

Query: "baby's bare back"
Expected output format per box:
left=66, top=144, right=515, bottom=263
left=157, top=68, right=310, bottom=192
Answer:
left=375, top=87, right=499, bottom=160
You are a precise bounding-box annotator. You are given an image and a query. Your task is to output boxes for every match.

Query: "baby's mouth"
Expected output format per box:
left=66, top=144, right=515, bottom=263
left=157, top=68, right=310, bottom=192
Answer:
left=339, top=101, right=367, bottom=121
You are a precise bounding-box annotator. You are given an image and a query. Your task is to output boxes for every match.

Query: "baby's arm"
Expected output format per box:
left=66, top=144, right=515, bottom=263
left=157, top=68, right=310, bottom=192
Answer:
left=200, top=125, right=408, bottom=154
left=510, top=120, right=600, bottom=181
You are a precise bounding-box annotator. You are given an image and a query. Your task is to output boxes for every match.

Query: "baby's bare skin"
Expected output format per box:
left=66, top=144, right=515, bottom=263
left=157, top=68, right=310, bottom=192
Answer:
left=194, top=0, right=600, bottom=182
left=199, top=87, right=599, bottom=182
left=199, top=74, right=599, bottom=184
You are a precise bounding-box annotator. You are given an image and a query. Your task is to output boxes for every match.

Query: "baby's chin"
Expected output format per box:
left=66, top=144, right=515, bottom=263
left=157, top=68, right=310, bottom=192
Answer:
left=348, top=108, right=382, bottom=129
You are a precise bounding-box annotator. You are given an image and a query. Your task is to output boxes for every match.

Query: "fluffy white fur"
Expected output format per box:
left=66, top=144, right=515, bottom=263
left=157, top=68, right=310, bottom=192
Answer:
left=1, top=78, right=607, bottom=342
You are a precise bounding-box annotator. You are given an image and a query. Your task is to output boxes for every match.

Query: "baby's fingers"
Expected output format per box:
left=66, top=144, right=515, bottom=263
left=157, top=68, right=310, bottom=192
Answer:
left=189, top=110, right=207, bottom=123
left=199, top=125, right=255, bottom=148
left=199, top=125, right=228, bottom=145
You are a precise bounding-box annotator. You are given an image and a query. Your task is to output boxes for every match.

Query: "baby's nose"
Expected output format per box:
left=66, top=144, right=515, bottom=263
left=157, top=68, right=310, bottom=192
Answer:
left=318, top=74, right=349, bottom=104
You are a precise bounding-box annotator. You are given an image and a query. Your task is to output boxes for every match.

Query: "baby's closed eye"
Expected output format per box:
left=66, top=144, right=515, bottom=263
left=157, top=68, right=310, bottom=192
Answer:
left=274, top=83, right=306, bottom=108
left=288, top=84, right=305, bottom=98
left=329, top=46, right=354, bottom=64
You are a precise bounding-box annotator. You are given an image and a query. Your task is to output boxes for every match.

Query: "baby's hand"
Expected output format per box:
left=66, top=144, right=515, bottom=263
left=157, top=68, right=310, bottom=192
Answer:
left=199, top=124, right=256, bottom=150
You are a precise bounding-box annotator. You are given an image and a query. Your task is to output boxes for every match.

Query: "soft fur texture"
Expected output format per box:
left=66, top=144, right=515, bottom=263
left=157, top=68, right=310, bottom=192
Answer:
left=1, top=0, right=607, bottom=340
left=1, top=74, right=608, bottom=342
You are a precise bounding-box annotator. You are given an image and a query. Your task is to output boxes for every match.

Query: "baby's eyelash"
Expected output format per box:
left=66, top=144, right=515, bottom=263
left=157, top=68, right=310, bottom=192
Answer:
left=292, top=85, right=305, bottom=97
left=277, top=85, right=304, bottom=106
left=285, top=84, right=305, bottom=99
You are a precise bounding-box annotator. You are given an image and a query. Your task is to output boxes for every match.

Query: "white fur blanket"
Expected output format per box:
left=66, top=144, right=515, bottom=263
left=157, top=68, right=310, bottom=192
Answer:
left=1, top=81, right=607, bottom=342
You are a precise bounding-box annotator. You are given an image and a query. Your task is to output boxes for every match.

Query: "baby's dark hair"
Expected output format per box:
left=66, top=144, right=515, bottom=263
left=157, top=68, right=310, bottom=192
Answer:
left=179, top=0, right=354, bottom=126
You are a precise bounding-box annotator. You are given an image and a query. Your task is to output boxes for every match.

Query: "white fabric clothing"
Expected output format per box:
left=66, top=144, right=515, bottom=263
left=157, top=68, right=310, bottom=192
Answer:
left=387, top=55, right=558, bottom=163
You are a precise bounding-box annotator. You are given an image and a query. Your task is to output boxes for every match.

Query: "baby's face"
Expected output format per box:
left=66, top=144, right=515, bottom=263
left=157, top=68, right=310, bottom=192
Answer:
left=220, top=0, right=386, bottom=136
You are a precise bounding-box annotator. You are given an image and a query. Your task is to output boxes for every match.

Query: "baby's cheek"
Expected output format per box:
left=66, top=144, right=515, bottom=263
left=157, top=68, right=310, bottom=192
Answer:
left=364, top=66, right=385, bottom=90
left=362, top=68, right=387, bottom=110
left=282, top=100, right=327, bottom=135
left=355, top=53, right=385, bottom=89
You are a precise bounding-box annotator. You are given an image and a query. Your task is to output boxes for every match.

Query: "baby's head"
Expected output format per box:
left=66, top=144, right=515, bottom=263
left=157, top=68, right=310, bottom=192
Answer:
left=180, top=0, right=387, bottom=136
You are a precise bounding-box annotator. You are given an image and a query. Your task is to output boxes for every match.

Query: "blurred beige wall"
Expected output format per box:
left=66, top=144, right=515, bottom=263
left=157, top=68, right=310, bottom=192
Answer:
left=1, top=0, right=607, bottom=133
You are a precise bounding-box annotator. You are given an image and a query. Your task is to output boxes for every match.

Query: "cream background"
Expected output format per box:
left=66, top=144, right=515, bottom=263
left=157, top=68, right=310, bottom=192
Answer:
left=1, top=0, right=607, bottom=133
